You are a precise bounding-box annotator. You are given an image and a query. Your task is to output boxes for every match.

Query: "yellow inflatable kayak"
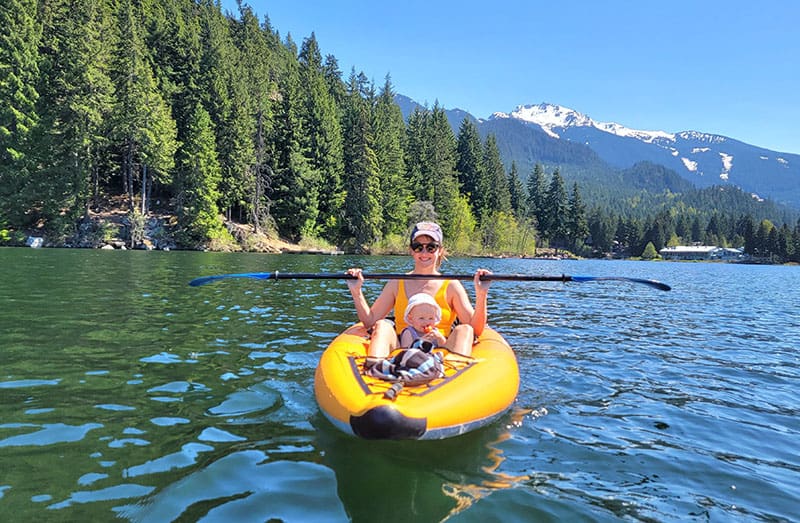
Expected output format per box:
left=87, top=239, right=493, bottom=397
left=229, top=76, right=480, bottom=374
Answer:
left=314, top=324, right=519, bottom=440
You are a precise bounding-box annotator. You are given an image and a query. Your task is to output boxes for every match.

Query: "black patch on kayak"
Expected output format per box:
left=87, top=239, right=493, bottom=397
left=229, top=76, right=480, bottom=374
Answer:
left=350, top=406, right=427, bottom=439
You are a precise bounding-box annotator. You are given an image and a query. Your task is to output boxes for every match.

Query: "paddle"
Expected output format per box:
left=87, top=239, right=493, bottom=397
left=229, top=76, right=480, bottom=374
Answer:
left=189, top=272, right=671, bottom=291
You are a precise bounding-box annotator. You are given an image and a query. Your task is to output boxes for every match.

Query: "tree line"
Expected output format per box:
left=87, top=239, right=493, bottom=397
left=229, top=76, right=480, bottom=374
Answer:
left=2, top=0, right=798, bottom=261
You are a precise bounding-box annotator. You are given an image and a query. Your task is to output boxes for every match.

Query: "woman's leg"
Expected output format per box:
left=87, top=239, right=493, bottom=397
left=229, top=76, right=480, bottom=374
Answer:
left=368, top=319, right=398, bottom=357
left=444, top=324, right=475, bottom=356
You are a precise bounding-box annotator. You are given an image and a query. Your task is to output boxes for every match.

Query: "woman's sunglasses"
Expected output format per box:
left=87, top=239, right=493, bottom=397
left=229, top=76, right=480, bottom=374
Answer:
left=411, top=242, right=440, bottom=253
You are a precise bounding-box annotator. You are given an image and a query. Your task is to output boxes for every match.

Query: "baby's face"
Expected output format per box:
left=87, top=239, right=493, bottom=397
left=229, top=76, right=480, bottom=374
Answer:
left=408, top=303, right=439, bottom=332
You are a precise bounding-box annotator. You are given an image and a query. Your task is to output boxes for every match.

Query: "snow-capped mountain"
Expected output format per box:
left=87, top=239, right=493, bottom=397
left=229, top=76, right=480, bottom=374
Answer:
left=490, top=103, right=800, bottom=207
left=394, top=95, right=800, bottom=208
left=496, top=103, right=674, bottom=144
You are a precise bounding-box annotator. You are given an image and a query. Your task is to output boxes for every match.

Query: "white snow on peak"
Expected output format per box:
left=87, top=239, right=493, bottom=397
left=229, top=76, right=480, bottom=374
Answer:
left=678, top=131, right=727, bottom=145
left=503, top=103, right=675, bottom=143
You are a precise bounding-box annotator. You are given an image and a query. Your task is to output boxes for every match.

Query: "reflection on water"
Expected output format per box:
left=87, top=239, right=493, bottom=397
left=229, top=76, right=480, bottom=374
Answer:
left=1, top=250, right=799, bottom=521
left=317, top=409, right=529, bottom=523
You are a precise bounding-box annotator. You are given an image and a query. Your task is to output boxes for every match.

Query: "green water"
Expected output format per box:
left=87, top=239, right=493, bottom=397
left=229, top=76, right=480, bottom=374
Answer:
left=1, top=248, right=798, bottom=521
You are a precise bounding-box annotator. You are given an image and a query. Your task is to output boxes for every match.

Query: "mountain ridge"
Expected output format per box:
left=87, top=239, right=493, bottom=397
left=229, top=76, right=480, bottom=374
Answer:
left=394, top=95, right=800, bottom=209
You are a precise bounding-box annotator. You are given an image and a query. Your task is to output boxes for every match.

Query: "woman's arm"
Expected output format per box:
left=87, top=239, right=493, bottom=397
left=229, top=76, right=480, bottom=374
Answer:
left=346, top=268, right=397, bottom=329
left=448, top=269, right=492, bottom=337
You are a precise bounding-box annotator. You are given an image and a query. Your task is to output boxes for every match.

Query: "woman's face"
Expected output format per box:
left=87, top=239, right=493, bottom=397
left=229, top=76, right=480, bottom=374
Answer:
left=410, top=234, right=441, bottom=265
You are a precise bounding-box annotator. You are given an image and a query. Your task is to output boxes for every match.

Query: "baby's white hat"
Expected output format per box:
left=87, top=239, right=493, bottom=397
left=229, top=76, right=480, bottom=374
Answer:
left=404, top=293, right=442, bottom=323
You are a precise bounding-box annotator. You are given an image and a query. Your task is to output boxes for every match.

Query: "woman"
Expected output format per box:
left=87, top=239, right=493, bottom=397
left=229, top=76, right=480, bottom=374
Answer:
left=346, top=221, right=492, bottom=357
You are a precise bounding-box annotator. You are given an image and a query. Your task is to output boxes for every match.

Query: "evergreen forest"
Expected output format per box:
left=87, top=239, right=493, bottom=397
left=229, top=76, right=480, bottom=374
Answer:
left=2, top=0, right=799, bottom=261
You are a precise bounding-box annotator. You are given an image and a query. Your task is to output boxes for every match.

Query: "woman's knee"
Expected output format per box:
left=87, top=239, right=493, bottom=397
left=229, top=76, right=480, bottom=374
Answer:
left=368, top=319, right=397, bottom=357
left=452, top=324, right=474, bottom=338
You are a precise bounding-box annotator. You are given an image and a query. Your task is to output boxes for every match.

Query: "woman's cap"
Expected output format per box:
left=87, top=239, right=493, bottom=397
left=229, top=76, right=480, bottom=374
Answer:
left=404, top=292, right=442, bottom=323
left=410, top=222, right=443, bottom=243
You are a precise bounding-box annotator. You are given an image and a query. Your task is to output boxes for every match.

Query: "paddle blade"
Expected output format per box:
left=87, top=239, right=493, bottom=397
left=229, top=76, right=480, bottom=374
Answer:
left=569, top=275, right=671, bottom=291
left=188, top=272, right=277, bottom=286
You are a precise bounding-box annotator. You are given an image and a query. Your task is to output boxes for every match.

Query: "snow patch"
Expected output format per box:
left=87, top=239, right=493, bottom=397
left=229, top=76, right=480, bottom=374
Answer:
left=692, top=147, right=711, bottom=153
left=671, top=149, right=679, bottom=156
left=760, top=155, right=769, bottom=160
left=719, top=152, right=733, bottom=171
left=719, top=152, right=733, bottom=180
left=681, top=158, right=698, bottom=172
left=777, top=157, right=789, bottom=166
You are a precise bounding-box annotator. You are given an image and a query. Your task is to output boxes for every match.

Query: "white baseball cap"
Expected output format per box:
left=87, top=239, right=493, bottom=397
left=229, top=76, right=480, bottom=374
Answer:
left=410, top=222, right=443, bottom=244
left=403, top=293, right=442, bottom=323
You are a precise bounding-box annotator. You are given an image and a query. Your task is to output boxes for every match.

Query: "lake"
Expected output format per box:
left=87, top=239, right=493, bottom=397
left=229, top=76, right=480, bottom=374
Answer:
left=1, top=248, right=797, bottom=522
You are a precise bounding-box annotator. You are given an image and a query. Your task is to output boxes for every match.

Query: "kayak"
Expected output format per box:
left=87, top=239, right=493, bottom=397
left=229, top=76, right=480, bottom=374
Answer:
left=314, top=324, right=519, bottom=440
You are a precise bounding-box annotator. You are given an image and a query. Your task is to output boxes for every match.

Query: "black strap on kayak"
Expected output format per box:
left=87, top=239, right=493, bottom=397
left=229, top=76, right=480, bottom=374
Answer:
left=384, top=382, right=404, bottom=400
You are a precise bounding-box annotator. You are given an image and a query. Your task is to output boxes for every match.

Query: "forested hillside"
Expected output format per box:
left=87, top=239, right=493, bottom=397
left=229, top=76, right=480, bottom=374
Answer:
left=2, top=0, right=799, bottom=261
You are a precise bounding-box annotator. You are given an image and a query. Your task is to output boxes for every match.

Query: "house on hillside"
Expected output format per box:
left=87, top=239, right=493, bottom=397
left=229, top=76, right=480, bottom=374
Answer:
left=659, top=245, right=746, bottom=261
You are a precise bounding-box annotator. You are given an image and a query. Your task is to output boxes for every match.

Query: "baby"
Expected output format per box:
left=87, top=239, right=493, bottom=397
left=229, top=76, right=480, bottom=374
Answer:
left=400, top=293, right=447, bottom=352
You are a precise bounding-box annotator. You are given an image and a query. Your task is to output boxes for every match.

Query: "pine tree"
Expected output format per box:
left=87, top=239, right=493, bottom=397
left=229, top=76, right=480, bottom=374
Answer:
left=641, top=241, right=659, bottom=259
left=298, top=33, right=344, bottom=240
left=507, top=161, right=527, bottom=217
left=483, top=134, right=511, bottom=215
left=234, top=5, right=277, bottom=233
left=141, top=0, right=203, bottom=132
left=373, top=75, right=411, bottom=238
left=269, top=43, right=320, bottom=241
left=198, top=0, right=254, bottom=223
left=341, top=70, right=381, bottom=250
left=526, top=163, right=547, bottom=227
left=455, top=118, right=485, bottom=215
left=111, top=0, right=178, bottom=215
left=541, top=169, right=568, bottom=249
left=404, top=108, right=429, bottom=197
left=425, top=104, right=460, bottom=236
left=33, top=0, right=115, bottom=229
left=176, top=102, right=227, bottom=245
left=0, top=0, right=40, bottom=226
left=588, top=209, right=615, bottom=254
left=566, top=182, right=589, bottom=251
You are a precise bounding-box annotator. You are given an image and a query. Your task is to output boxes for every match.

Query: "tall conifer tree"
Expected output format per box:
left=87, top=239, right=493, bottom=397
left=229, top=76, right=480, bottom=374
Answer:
left=541, top=169, right=567, bottom=248
left=111, top=0, right=178, bottom=214
left=298, top=33, right=344, bottom=239
left=341, top=70, right=381, bottom=250
left=507, top=161, right=527, bottom=217
left=425, top=104, right=460, bottom=235
left=34, top=0, right=115, bottom=228
left=566, top=182, right=589, bottom=250
left=177, top=102, right=227, bottom=244
left=483, top=134, right=511, bottom=215
left=0, top=0, right=41, bottom=225
left=198, top=1, right=253, bottom=223
left=373, top=75, right=410, bottom=237
left=455, top=118, right=485, bottom=215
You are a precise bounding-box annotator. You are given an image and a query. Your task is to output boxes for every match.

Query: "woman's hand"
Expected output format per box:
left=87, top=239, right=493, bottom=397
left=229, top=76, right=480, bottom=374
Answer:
left=474, top=268, right=492, bottom=293
left=346, top=268, right=364, bottom=292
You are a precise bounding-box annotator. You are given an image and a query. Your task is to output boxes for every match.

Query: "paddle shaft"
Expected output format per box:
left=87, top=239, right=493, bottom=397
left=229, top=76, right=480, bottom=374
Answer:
left=189, top=272, right=671, bottom=291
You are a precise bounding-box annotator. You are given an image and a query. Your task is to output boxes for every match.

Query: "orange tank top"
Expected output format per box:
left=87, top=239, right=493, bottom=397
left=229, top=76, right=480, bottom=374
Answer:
left=394, top=280, right=455, bottom=336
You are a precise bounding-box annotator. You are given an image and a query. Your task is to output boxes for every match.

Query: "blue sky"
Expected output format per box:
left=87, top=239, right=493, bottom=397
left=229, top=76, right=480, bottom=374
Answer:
left=221, top=1, right=799, bottom=154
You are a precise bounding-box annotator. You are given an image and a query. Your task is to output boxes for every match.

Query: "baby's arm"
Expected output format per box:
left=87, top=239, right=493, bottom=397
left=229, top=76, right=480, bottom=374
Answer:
left=399, top=328, right=414, bottom=348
